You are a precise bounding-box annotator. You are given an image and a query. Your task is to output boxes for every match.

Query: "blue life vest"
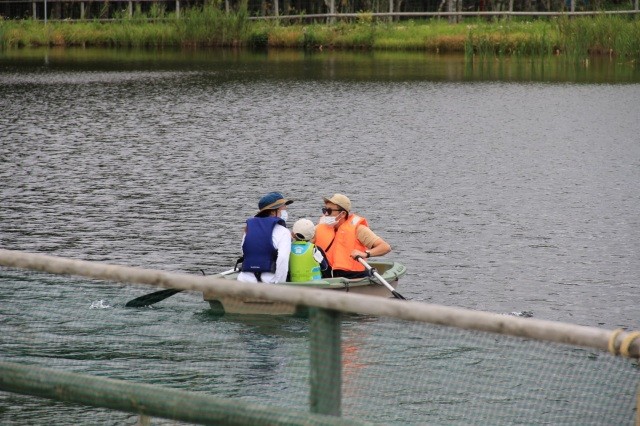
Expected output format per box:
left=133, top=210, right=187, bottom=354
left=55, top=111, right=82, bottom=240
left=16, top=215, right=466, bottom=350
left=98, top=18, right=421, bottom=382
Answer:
left=241, top=216, right=286, bottom=274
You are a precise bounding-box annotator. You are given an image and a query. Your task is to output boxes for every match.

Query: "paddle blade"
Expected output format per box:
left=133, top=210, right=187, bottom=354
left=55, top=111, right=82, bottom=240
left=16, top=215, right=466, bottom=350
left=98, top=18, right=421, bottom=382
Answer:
left=392, top=290, right=407, bottom=300
left=125, top=289, right=183, bottom=308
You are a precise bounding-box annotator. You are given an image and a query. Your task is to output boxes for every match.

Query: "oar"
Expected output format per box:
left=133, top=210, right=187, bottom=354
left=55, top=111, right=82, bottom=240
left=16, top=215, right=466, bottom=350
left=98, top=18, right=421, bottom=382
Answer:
left=356, top=256, right=406, bottom=300
left=124, top=268, right=236, bottom=308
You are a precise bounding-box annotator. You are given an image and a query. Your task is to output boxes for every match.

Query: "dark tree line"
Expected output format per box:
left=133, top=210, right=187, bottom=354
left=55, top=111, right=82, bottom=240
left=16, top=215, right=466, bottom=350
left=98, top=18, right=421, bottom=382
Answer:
left=0, top=0, right=621, bottom=20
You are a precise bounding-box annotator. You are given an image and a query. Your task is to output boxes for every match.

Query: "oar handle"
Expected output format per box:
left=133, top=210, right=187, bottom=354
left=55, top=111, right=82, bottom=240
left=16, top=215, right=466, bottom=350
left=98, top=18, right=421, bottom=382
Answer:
left=355, top=255, right=376, bottom=274
left=200, top=268, right=237, bottom=277
left=355, top=256, right=406, bottom=300
left=355, top=256, right=391, bottom=289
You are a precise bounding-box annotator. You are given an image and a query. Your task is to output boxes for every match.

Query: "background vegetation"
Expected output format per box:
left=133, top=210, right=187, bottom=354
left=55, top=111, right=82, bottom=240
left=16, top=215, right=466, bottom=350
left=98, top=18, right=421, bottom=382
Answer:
left=1, top=6, right=639, bottom=59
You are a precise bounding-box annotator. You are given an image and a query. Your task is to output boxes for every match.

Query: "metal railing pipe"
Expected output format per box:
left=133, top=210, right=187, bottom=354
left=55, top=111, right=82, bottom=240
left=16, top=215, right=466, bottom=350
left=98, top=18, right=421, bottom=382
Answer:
left=1, top=249, right=638, bottom=358
left=0, top=361, right=363, bottom=426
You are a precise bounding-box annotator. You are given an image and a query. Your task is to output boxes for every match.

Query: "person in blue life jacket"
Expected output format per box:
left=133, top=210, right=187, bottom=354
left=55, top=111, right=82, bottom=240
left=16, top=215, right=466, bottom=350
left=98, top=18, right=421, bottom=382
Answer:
left=289, top=218, right=329, bottom=282
left=237, top=192, right=293, bottom=284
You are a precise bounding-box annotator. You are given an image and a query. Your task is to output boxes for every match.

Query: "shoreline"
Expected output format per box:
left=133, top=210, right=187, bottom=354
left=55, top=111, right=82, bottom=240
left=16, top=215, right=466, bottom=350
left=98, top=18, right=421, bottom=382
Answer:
left=1, top=15, right=639, bottom=59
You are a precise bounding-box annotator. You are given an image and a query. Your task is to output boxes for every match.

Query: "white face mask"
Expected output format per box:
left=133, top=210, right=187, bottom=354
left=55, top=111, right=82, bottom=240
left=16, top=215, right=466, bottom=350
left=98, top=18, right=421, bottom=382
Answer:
left=320, top=215, right=338, bottom=226
left=279, top=210, right=288, bottom=222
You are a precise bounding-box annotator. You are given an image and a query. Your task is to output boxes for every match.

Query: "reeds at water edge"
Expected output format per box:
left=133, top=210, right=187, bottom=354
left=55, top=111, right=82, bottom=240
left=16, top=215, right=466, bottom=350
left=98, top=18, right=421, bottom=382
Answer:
left=1, top=13, right=639, bottom=60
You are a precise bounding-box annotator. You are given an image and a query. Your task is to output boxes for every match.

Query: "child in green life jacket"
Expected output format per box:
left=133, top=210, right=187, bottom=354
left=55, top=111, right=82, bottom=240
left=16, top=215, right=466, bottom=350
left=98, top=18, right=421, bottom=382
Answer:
left=289, top=219, right=329, bottom=282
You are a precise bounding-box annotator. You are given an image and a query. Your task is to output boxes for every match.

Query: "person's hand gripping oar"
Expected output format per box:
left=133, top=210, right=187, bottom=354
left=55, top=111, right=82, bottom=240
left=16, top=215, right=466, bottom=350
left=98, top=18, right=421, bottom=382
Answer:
left=355, top=256, right=406, bottom=300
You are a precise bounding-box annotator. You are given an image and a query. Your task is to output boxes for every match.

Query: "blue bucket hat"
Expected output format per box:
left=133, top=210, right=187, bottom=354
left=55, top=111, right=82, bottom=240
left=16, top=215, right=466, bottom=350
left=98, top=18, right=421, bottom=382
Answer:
left=256, top=192, right=293, bottom=216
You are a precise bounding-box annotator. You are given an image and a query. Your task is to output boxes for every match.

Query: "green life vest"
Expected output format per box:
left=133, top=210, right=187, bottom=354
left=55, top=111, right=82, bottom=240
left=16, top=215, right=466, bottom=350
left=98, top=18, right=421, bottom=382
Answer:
left=289, top=241, right=322, bottom=282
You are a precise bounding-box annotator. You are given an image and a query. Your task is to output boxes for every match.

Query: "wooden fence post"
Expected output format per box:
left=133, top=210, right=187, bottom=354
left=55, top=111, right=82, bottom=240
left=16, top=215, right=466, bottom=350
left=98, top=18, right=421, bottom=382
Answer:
left=328, top=0, right=335, bottom=24
left=309, top=307, right=342, bottom=417
left=447, top=0, right=454, bottom=23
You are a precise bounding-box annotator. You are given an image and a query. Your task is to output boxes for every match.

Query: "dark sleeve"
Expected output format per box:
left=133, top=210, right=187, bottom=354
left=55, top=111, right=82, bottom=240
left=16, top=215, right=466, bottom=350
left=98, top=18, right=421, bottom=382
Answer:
left=315, top=246, right=330, bottom=271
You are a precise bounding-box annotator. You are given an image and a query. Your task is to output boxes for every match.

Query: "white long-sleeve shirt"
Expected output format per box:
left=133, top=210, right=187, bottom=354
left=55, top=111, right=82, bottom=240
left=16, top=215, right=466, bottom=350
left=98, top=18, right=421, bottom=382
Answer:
left=237, top=223, right=291, bottom=284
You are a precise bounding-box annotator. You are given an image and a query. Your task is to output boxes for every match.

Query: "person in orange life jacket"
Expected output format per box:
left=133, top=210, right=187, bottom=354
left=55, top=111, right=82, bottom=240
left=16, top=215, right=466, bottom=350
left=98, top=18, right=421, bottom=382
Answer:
left=315, top=193, right=391, bottom=279
left=238, top=192, right=293, bottom=284
left=289, top=218, right=329, bottom=282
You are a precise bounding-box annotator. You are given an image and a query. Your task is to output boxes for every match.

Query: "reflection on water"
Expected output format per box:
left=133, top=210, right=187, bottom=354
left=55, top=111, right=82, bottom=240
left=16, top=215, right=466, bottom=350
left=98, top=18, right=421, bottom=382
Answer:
left=1, top=47, right=639, bottom=83
left=1, top=48, right=639, bottom=424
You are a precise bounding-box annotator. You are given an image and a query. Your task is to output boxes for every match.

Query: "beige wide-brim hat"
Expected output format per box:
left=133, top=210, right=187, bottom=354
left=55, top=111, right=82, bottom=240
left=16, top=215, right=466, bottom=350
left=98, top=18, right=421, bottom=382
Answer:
left=323, top=193, right=351, bottom=213
left=293, top=219, right=316, bottom=241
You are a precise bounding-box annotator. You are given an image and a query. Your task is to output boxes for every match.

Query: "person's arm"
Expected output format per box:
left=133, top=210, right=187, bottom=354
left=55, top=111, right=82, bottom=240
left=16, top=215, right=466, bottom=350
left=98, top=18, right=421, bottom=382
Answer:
left=314, top=246, right=329, bottom=271
left=240, top=224, right=247, bottom=250
left=273, top=224, right=292, bottom=283
left=351, top=225, right=391, bottom=259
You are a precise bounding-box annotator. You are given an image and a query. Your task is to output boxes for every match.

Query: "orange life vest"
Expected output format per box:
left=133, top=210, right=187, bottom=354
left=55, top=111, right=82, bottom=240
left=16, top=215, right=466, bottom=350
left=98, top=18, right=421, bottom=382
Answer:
left=315, top=214, right=369, bottom=272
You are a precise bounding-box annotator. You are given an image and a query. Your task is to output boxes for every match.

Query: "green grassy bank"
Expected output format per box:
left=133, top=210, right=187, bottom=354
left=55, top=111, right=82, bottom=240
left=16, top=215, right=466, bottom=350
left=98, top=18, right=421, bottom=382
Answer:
left=1, top=9, right=639, bottom=59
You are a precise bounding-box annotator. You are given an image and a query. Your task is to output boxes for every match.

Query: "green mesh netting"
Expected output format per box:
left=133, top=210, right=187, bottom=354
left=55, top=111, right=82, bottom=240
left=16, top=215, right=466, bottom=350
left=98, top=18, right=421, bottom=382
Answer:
left=1, top=268, right=638, bottom=425
left=339, top=317, right=638, bottom=425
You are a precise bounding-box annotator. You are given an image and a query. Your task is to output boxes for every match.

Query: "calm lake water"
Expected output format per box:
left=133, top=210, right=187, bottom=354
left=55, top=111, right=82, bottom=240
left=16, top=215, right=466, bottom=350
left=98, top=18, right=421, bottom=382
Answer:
left=1, top=48, right=639, bottom=425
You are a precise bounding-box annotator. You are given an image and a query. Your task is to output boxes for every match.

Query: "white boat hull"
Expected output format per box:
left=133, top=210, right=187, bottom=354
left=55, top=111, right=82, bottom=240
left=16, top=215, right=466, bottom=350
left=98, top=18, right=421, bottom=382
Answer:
left=202, top=261, right=406, bottom=316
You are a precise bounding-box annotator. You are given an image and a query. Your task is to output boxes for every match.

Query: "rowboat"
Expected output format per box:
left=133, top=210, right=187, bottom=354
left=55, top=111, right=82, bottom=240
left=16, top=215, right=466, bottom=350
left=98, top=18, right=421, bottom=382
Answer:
left=202, top=260, right=407, bottom=316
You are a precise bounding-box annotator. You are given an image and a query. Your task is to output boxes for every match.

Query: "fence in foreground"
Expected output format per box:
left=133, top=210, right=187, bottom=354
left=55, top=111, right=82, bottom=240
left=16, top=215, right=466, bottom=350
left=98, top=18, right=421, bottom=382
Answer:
left=1, top=0, right=639, bottom=22
left=0, top=249, right=638, bottom=425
